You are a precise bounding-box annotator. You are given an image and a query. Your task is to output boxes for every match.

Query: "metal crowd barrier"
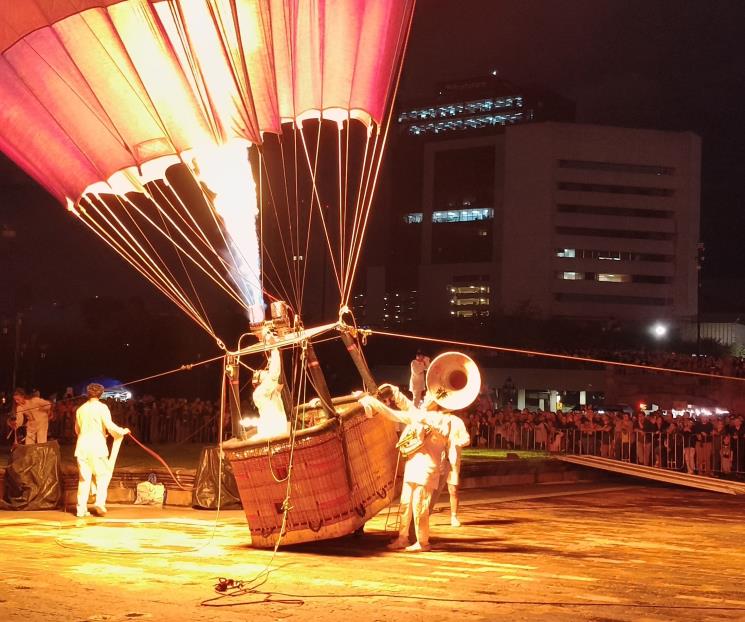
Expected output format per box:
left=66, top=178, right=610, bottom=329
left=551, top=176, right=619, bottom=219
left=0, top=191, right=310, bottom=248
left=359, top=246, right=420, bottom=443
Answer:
left=548, top=428, right=744, bottom=477
left=471, top=422, right=745, bottom=478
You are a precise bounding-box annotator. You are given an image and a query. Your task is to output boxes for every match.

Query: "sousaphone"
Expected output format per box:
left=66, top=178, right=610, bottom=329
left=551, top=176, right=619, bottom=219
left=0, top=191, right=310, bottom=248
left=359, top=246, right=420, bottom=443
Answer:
left=426, top=351, right=481, bottom=411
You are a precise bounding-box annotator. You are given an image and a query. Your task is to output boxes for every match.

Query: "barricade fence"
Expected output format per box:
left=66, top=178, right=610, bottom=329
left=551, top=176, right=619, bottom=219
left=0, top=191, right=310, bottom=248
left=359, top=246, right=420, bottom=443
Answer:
left=473, top=423, right=745, bottom=477
left=33, top=401, right=745, bottom=480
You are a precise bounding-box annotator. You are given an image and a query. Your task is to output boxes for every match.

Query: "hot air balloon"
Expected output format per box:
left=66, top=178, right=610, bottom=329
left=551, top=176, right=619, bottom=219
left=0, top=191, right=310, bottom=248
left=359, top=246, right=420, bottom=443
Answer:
left=0, top=0, right=416, bottom=546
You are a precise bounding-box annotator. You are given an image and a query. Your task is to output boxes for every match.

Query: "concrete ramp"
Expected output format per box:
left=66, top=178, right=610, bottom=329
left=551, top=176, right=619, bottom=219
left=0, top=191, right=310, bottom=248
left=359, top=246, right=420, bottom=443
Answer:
left=558, top=455, right=745, bottom=495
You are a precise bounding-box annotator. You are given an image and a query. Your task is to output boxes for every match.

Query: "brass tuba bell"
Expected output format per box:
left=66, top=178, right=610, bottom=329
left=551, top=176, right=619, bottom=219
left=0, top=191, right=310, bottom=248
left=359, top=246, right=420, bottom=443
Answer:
left=425, top=351, right=481, bottom=411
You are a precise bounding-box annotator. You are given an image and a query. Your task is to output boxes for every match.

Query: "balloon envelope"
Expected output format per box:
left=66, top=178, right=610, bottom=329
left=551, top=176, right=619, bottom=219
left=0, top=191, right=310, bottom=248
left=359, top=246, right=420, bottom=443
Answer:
left=0, top=0, right=414, bottom=205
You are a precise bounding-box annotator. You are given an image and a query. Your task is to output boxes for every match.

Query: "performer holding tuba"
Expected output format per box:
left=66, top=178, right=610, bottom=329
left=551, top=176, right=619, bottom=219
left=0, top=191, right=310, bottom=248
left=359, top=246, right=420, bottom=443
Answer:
left=360, top=352, right=480, bottom=552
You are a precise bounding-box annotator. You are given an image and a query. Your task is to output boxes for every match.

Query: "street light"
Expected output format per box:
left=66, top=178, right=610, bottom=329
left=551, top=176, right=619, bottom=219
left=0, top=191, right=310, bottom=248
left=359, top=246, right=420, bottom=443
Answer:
left=650, top=322, right=668, bottom=339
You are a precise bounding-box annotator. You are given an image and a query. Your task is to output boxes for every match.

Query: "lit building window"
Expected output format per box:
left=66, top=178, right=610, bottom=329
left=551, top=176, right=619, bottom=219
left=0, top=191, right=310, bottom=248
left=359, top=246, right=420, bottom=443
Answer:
left=432, top=208, right=494, bottom=223
left=556, top=248, right=576, bottom=258
left=597, top=252, right=622, bottom=261
left=597, top=273, right=631, bottom=283
left=558, top=272, right=585, bottom=280
left=403, top=213, right=423, bottom=224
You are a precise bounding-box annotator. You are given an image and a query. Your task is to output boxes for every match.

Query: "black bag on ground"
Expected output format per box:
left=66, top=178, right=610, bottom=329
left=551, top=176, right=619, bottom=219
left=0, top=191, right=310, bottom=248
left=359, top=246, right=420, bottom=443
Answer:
left=192, top=446, right=242, bottom=509
left=1, top=440, right=62, bottom=510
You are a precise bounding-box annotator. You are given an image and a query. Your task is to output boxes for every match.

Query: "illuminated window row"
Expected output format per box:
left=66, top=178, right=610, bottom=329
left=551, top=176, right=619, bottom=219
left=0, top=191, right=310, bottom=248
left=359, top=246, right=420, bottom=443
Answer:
left=449, top=285, right=490, bottom=295
left=407, top=112, right=525, bottom=135
left=450, top=297, right=490, bottom=306
left=433, top=208, right=493, bottom=223
left=558, top=181, right=674, bottom=197
left=555, top=248, right=672, bottom=262
left=404, top=208, right=494, bottom=224
left=451, top=309, right=491, bottom=318
left=398, top=97, right=524, bottom=122
left=557, top=204, right=673, bottom=219
left=556, top=271, right=671, bottom=284
left=558, top=160, right=675, bottom=176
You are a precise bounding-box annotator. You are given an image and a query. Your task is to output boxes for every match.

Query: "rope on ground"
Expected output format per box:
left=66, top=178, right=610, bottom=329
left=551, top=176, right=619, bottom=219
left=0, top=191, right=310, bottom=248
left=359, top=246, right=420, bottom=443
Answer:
left=370, top=329, right=745, bottom=383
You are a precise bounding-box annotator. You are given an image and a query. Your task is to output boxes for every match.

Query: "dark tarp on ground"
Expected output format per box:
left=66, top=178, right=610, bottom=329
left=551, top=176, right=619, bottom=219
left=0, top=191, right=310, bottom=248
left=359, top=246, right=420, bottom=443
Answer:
left=1, top=440, right=62, bottom=510
left=192, top=446, right=242, bottom=509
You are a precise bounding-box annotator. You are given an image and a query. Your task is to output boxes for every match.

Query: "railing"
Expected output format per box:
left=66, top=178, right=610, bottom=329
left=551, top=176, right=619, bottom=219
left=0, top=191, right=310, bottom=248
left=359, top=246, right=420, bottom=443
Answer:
left=45, top=408, right=225, bottom=445
left=471, top=424, right=745, bottom=478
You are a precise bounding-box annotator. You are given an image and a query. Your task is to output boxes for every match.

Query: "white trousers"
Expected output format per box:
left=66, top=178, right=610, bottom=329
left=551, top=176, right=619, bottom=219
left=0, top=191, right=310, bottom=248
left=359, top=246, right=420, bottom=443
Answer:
left=25, top=422, right=48, bottom=444
left=77, top=456, right=110, bottom=514
left=399, top=482, right=432, bottom=546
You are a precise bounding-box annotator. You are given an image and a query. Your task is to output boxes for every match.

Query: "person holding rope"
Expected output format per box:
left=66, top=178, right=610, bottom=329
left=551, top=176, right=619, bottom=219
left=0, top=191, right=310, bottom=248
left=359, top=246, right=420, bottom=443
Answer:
left=74, top=383, right=129, bottom=518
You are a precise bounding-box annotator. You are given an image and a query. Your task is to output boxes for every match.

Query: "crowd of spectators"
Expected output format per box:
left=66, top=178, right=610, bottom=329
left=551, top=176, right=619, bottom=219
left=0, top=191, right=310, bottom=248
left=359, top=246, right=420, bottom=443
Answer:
left=46, top=395, right=223, bottom=445
left=460, top=391, right=745, bottom=479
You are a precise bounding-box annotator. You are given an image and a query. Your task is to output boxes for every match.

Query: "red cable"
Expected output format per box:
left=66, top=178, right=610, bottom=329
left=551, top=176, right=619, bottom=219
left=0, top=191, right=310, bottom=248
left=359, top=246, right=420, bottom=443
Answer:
left=125, top=433, right=192, bottom=491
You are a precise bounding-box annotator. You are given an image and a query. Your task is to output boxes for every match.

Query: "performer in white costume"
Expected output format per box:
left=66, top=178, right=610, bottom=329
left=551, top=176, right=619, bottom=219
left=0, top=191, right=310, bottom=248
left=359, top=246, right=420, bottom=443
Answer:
left=440, top=413, right=471, bottom=527
left=409, top=350, right=431, bottom=407
left=360, top=385, right=449, bottom=552
left=13, top=388, right=52, bottom=444
left=74, top=383, right=129, bottom=517
left=252, top=346, right=289, bottom=439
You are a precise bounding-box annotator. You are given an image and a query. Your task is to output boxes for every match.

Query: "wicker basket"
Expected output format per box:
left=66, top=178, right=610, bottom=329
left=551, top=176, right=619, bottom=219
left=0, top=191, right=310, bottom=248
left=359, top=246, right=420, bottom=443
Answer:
left=223, top=395, right=399, bottom=548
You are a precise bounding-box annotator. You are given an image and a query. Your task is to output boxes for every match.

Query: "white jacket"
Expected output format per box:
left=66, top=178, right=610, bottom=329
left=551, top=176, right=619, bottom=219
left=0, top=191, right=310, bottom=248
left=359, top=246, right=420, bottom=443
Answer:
left=74, top=399, right=127, bottom=459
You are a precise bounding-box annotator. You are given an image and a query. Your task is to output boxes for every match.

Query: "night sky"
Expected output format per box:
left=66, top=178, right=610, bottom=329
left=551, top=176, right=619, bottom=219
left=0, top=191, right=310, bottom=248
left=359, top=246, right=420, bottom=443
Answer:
left=2, top=0, right=745, bottom=316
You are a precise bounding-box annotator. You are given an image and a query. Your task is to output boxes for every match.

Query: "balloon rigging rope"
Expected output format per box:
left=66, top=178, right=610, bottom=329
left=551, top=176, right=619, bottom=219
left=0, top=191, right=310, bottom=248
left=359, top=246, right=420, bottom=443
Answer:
left=76, top=197, right=215, bottom=337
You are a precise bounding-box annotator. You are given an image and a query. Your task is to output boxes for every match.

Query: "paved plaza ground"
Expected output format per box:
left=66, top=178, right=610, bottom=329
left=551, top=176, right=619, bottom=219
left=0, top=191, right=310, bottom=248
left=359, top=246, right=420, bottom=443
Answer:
left=1, top=481, right=744, bottom=622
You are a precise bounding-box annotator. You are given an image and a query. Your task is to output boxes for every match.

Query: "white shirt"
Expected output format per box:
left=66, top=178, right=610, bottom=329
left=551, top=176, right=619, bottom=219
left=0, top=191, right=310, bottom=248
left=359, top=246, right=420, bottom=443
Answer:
left=75, top=399, right=127, bottom=459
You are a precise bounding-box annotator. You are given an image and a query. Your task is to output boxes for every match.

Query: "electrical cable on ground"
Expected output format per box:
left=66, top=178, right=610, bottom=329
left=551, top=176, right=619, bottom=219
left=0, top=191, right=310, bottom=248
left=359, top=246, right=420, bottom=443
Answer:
left=200, top=587, right=745, bottom=611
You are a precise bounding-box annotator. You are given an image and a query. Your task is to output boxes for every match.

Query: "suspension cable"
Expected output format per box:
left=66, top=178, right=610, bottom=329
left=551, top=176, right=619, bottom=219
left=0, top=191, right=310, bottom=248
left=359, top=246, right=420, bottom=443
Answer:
left=370, top=329, right=745, bottom=383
